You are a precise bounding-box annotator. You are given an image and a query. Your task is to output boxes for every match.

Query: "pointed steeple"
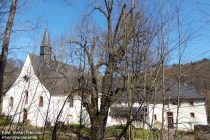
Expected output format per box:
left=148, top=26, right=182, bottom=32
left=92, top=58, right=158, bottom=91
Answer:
left=41, top=29, right=51, bottom=47
left=40, top=29, right=51, bottom=62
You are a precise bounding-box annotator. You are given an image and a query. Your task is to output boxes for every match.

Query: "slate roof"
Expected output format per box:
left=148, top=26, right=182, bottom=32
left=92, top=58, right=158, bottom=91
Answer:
left=159, top=78, right=205, bottom=100
left=109, top=107, right=147, bottom=119
left=29, top=54, right=78, bottom=96
left=113, top=78, right=204, bottom=104
left=114, top=90, right=147, bottom=102
left=109, top=78, right=204, bottom=117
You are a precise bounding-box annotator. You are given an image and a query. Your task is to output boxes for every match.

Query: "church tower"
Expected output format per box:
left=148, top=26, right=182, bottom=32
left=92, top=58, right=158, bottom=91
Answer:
left=40, top=29, right=51, bottom=62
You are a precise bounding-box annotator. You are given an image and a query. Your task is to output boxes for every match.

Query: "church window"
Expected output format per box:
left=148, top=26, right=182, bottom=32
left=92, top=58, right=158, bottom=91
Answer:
left=154, top=114, right=157, bottom=120
left=25, top=90, right=28, bottom=104
left=123, top=117, right=127, bottom=123
left=112, top=116, right=117, bottom=122
left=172, top=100, right=178, bottom=105
left=190, top=112, right=195, bottom=118
left=189, top=100, right=194, bottom=106
left=9, top=97, right=14, bottom=107
left=23, top=75, right=29, bottom=82
left=38, top=96, right=43, bottom=107
left=23, top=109, right=27, bottom=121
left=68, top=96, right=74, bottom=107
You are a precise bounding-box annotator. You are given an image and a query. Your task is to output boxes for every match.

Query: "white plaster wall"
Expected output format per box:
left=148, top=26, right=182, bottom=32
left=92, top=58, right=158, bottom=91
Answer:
left=48, top=95, right=90, bottom=126
left=148, top=100, right=207, bottom=131
left=2, top=54, right=91, bottom=127
left=2, top=55, right=51, bottom=126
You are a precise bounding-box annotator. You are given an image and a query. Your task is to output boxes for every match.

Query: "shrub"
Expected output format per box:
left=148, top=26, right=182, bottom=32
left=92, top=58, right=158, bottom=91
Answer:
left=0, top=115, right=12, bottom=126
left=135, top=129, right=149, bottom=139
left=105, top=126, right=123, bottom=137
left=66, top=124, right=90, bottom=137
left=69, top=124, right=80, bottom=133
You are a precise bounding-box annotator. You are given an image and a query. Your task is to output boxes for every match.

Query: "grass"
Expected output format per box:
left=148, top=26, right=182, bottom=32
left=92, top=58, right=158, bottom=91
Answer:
left=105, top=125, right=160, bottom=139
left=37, top=134, right=51, bottom=140
left=135, top=129, right=149, bottom=139
left=135, top=128, right=160, bottom=139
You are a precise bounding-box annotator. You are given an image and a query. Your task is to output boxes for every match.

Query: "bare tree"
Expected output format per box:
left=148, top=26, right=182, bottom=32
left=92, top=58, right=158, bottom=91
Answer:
left=67, top=1, right=145, bottom=139
left=0, top=0, right=18, bottom=112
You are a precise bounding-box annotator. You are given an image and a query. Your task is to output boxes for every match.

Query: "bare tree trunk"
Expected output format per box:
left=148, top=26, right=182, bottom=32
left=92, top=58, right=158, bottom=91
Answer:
left=90, top=115, right=108, bottom=140
left=160, top=62, right=165, bottom=140
left=175, top=5, right=182, bottom=139
left=127, top=66, right=132, bottom=140
left=0, top=0, right=18, bottom=112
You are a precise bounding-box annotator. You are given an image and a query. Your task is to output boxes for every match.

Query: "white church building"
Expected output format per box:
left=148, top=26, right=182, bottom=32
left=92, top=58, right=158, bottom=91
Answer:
left=2, top=30, right=208, bottom=131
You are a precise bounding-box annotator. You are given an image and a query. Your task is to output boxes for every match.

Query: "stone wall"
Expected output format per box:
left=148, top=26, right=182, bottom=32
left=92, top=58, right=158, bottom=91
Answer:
left=194, top=125, right=210, bottom=140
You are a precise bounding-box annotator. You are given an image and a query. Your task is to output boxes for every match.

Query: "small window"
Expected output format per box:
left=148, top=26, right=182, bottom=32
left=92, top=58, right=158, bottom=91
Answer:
left=167, top=112, right=173, bottom=117
left=38, top=96, right=43, bottom=107
left=9, top=97, right=14, bottom=107
left=23, top=75, right=29, bottom=82
left=190, top=112, right=195, bottom=118
left=154, top=114, right=157, bottom=120
left=189, top=100, right=194, bottom=106
left=23, top=109, right=27, bottom=121
left=117, top=117, right=121, bottom=123
left=123, top=117, right=127, bottom=123
left=25, top=90, right=28, bottom=104
left=172, top=100, right=178, bottom=105
left=167, top=112, right=174, bottom=128
left=112, top=116, right=117, bottom=122
left=68, top=96, right=74, bottom=107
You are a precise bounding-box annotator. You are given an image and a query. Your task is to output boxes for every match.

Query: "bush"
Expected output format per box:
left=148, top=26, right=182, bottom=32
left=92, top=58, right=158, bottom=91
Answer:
left=69, top=124, right=80, bottom=133
left=105, top=126, right=123, bottom=137
left=135, top=129, right=149, bottom=139
left=149, top=128, right=160, bottom=139
left=68, top=124, right=90, bottom=137
left=0, top=115, right=12, bottom=126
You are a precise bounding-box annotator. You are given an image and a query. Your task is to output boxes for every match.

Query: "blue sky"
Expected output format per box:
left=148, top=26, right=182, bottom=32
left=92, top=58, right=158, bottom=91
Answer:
left=8, top=0, right=210, bottom=65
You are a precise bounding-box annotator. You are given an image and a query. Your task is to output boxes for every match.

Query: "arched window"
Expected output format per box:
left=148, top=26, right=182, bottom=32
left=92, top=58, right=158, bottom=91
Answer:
left=68, top=96, right=74, bottom=107
left=9, top=97, right=14, bottom=107
left=38, top=96, right=43, bottom=107
left=23, top=75, right=29, bottom=82
left=25, top=91, right=28, bottom=104
left=23, top=108, right=27, bottom=121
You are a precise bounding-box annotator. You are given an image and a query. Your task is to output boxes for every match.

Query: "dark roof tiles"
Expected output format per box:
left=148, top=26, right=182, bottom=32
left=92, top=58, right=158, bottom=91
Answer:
left=29, top=54, right=78, bottom=96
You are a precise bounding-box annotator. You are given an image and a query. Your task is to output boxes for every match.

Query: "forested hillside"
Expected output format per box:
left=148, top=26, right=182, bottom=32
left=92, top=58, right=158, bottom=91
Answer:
left=172, top=58, right=210, bottom=123
left=3, top=58, right=22, bottom=93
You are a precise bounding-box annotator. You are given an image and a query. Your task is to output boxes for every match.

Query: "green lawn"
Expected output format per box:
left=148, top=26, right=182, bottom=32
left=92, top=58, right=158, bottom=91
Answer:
left=135, top=129, right=160, bottom=139
left=105, top=126, right=160, bottom=139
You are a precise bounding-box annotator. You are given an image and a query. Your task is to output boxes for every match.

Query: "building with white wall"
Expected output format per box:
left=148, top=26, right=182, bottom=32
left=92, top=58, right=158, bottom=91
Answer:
left=2, top=29, right=89, bottom=127
left=148, top=78, right=207, bottom=131
left=2, top=30, right=207, bottom=131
